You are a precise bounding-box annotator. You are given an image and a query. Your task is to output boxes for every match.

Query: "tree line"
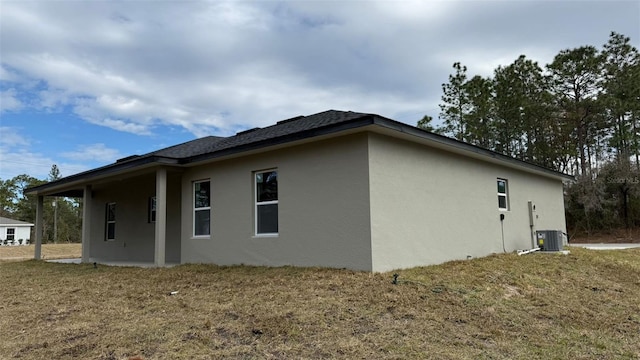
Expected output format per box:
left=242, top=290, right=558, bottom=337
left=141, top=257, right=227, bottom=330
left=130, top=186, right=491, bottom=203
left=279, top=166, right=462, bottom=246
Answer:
left=421, top=32, right=639, bottom=235
left=0, top=165, right=82, bottom=243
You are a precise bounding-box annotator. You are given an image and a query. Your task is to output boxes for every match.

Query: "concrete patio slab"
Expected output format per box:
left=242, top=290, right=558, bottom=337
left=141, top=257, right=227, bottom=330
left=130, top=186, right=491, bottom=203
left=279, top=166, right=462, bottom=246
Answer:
left=46, top=258, right=179, bottom=267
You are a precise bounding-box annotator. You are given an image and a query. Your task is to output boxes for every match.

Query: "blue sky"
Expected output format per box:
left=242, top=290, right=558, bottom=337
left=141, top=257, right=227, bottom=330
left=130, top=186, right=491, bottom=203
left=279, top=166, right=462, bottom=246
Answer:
left=1, top=0, right=639, bottom=180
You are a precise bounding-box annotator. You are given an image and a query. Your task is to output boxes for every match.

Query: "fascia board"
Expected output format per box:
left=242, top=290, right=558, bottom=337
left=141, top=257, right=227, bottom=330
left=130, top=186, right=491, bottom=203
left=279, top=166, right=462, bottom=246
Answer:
left=24, top=156, right=179, bottom=196
left=369, top=117, right=575, bottom=182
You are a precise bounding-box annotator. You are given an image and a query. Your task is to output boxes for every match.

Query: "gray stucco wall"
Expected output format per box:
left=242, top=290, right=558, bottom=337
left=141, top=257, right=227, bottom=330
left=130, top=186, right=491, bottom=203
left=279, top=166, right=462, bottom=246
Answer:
left=368, top=133, right=567, bottom=272
left=83, top=130, right=567, bottom=272
left=88, top=172, right=182, bottom=263
left=180, top=133, right=373, bottom=270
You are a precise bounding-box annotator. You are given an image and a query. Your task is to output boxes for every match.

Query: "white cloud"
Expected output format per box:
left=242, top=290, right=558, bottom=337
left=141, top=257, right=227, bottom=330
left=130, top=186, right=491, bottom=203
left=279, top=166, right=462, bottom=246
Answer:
left=61, top=143, right=123, bottom=163
left=72, top=98, right=153, bottom=135
left=0, top=127, right=30, bottom=148
left=0, top=0, right=638, bottom=137
left=0, top=147, right=89, bottom=180
left=1, top=148, right=53, bottom=179
left=37, top=88, right=73, bottom=111
left=0, top=0, right=444, bottom=134
left=0, top=127, right=91, bottom=180
left=0, top=89, right=23, bottom=112
left=0, top=65, right=24, bottom=83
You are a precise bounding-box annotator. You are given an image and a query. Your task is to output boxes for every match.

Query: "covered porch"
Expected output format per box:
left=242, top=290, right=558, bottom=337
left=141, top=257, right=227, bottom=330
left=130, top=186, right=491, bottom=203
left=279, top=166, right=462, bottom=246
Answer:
left=29, top=166, right=183, bottom=267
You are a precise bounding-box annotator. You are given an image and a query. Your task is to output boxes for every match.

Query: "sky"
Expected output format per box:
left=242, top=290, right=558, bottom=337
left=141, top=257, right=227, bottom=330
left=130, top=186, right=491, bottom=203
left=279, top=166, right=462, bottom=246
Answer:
left=1, top=0, right=639, bottom=180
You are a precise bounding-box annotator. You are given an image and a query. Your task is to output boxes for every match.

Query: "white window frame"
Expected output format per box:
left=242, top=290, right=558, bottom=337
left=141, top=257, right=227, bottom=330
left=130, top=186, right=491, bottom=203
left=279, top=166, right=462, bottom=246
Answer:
left=6, top=228, right=15, bottom=241
left=193, top=180, right=211, bottom=237
left=497, top=178, right=509, bottom=211
left=105, top=202, right=116, bottom=241
left=255, top=169, right=278, bottom=236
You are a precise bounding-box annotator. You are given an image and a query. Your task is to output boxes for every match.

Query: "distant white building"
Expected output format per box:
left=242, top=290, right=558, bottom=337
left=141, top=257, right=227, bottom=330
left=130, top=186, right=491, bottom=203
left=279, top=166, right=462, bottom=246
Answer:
left=0, top=216, right=33, bottom=245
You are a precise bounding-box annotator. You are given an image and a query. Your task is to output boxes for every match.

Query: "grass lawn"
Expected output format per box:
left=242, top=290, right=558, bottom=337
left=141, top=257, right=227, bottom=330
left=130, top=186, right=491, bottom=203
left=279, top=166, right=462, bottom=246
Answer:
left=1, top=247, right=639, bottom=359
left=0, top=243, right=81, bottom=261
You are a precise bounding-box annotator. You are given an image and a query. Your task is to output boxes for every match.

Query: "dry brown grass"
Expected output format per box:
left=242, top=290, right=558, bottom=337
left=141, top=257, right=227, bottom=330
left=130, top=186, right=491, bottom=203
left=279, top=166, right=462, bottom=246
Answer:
left=0, top=243, right=81, bottom=261
left=1, top=248, right=639, bottom=359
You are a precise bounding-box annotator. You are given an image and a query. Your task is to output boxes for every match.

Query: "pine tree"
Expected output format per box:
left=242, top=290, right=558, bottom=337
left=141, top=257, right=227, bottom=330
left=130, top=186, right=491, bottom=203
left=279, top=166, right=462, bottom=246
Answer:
left=547, top=46, right=602, bottom=176
left=439, top=62, right=470, bottom=141
left=464, top=75, right=495, bottom=149
left=602, top=32, right=640, bottom=169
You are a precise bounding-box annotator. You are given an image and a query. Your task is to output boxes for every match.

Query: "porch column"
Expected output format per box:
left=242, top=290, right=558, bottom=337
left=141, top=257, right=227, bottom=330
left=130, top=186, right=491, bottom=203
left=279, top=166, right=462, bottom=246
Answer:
left=81, top=185, right=92, bottom=263
left=34, top=195, right=43, bottom=260
left=154, top=168, right=167, bottom=267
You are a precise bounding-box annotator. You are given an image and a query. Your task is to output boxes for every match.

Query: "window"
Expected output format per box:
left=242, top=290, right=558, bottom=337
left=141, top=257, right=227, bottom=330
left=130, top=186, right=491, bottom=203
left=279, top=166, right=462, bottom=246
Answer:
left=6, top=228, right=15, bottom=241
left=497, top=179, right=509, bottom=211
left=149, top=197, right=156, bottom=223
left=193, top=180, right=210, bottom=236
left=105, top=203, right=116, bottom=241
left=255, top=170, right=278, bottom=235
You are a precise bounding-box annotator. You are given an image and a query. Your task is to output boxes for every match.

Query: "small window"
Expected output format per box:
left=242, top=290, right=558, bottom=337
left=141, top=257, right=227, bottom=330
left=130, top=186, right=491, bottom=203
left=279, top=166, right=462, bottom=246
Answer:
left=193, top=180, right=211, bottom=237
left=6, top=228, right=15, bottom=241
left=149, top=197, right=156, bottom=223
left=255, top=170, right=278, bottom=235
left=105, top=203, right=116, bottom=241
left=497, top=179, right=509, bottom=211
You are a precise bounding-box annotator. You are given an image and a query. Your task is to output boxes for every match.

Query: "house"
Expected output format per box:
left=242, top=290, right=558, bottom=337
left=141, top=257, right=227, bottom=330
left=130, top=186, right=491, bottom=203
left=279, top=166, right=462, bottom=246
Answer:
left=0, top=216, right=34, bottom=246
left=25, top=110, right=572, bottom=271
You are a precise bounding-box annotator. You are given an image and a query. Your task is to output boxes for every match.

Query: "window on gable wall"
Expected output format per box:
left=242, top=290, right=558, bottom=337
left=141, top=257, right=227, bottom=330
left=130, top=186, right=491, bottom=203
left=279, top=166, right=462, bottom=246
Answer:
left=255, top=170, right=278, bottom=235
left=105, top=203, right=116, bottom=240
left=497, top=178, right=509, bottom=211
left=193, top=180, right=211, bottom=237
left=149, top=197, right=156, bottom=223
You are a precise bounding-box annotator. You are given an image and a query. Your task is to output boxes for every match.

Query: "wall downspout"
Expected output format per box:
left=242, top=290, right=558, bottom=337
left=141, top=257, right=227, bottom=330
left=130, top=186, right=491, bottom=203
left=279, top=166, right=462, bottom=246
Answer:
left=528, top=201, right=536, bottom=249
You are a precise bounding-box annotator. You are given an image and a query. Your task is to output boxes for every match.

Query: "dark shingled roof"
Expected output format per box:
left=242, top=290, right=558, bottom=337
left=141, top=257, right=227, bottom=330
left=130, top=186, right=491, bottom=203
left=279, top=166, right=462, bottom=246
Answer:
left=149, top=110, right=369, bottom=160
left=150, top=136, right=227, bottom=159
left=110, top=110, right=371, bottom=164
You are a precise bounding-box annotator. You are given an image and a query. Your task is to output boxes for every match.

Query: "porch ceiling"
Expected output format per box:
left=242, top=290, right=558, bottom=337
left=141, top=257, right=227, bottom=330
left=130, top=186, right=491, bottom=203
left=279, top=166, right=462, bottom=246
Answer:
left=28, top=165, right=181, bottom=197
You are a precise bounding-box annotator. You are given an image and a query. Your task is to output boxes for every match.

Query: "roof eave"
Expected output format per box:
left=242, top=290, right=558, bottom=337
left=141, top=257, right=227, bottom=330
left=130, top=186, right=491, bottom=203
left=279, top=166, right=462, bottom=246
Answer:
left=25, top=156, right=181, bottom=196
left=370, top=117, right=575, bottom=182
left=185, top=114, right=573, bottom=182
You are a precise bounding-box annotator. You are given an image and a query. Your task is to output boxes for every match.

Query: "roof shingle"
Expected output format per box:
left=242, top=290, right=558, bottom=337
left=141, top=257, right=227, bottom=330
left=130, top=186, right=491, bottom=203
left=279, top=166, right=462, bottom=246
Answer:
left=129, top=110, right=371, bottom=162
